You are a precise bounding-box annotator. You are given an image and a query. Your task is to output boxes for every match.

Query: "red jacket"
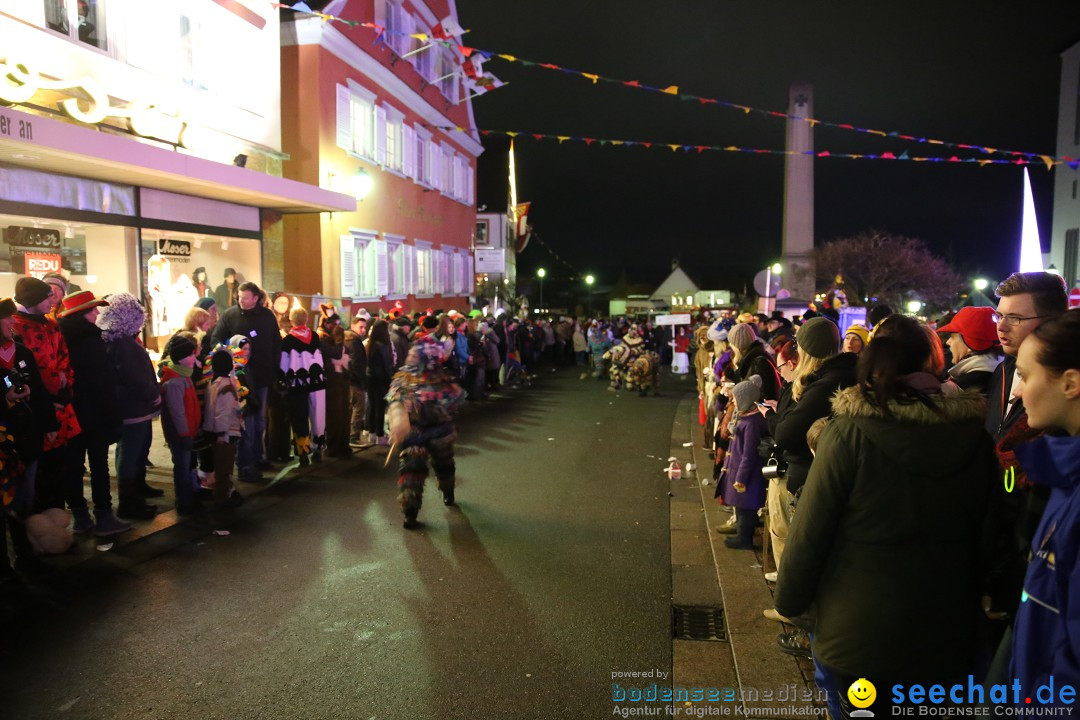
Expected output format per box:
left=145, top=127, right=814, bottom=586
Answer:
left=159, top=366, right=201, bottom=441
left=13, top=312, right=80, bottom=449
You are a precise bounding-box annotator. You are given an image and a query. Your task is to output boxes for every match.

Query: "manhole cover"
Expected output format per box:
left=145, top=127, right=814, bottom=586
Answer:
left=672, top=605, right=727, bottom=642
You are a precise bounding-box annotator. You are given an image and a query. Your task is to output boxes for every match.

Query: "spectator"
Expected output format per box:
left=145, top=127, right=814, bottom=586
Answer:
left=57, top=291, right=129, bottom=537
left=867, top=303, right=893, bottom=330
left=366, top=319, right=394, bottom=446
left=718, top=375, right=768, bottom=550
left=841, top=324, right=869, bottom=356
left=191, top=267, right=212, bottom=299
left=1010, top=310, right=1080, bottom=701
left=672, top=326, right=691, bottom=376
left=572, top=321, right=588, bottom=374
left=98, top=293, right=161, bottom=519
left=390, top=317, right=412, bottom=372
left=213, top=268, right=239, bottom=309
left=758, top=339, right=799, bottom=587
left=213, top=282, right=280, bottom=483
left=159, top=333, right=202, bottom=515
left=318, top=305, right=349, bottom=459
left=346, top=311, right=370, bottom=448
left=280, top=306, right=326, bottom=466
left=202, top=349, right=244, bottom=509
left=482, top=322, right=501, bottom=391
left=937, top=306, right=1003, bottom=395
left=775, top=314, right=998, bottom=713
left=728, top=322, right=780, bottom=400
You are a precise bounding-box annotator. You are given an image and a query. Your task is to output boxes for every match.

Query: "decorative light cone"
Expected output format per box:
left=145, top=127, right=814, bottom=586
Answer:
left=1019, top=168, right=1044, bottom=272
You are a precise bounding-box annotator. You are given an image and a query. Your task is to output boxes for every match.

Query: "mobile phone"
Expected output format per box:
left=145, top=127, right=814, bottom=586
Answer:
left=755, top=401, right=769, bottom=408
left=3, top=376, right=10, bottom=389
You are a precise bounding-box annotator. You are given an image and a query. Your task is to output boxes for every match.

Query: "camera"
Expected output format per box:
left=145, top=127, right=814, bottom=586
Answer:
left=5, top=369, right=29, bottom=395
left=761, top=458, right=786, bottom=480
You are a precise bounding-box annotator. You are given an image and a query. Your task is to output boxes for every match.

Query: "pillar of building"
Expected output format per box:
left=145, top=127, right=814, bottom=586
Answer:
left=781, top=83, right=816, bottom=300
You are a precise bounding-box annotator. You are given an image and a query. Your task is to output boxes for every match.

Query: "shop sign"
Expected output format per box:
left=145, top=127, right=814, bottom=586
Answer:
left=3, top=225, right=61, bottom=249
left=475, top=249, right=505, bottom=273
left=24, top=251, right=61, bottom=278
left=656, top=314, right=692, bottom=326
left=157, top=238, right=192, bottom=258
left=0, top=57, right=204, bottom=148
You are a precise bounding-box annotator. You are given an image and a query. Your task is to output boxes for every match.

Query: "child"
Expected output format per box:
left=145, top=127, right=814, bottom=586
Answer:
left=719, top=375, right=768, bottom=550
left=159, top=333, right=202, bottom=515
left=203, top=349, right=244, bottom=508
left=279, top=307, right=326, bottom=465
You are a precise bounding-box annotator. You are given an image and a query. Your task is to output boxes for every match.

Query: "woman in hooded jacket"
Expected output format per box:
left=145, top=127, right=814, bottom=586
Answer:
left=727, top=322, right=780, bottom=401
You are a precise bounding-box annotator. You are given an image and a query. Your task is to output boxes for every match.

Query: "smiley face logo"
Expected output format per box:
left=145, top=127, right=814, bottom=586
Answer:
left=848, top=678, right=877, bottom=709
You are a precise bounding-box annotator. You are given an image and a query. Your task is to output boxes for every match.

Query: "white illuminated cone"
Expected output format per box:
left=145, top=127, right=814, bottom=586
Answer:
left=1018, top=168, right=1044, bottom=272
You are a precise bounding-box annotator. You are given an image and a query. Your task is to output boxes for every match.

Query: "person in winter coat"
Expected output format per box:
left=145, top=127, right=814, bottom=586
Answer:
left=717, top=375, right=768, bottom=550
left=841, top=324, right=869, bottom=356
left=365, top=319, right=395, bottom=446
left=12, top=276, right=81, bottom=514
left=318, top=306, right=350, bottom=459
left=0, top=297, right=60, bottom=576
left=279, top=307, right=326, bottom=465
left=159, top=333, right=202, bottom=515
left=572, top=322, right=588, bottom=370
left=98, top=293, right=161, bottom=519
left=481, top=323, right=501, bottom=390
left=212, top=282, right=280, bottom=483
left=727, top=322, right=780, bottom=401
left=57, top=291, right=129, bottom=537
left=387, top=335, right=466, bottom=528
left=346, top=311, right=370, bottom=447
left=1008, top=310, right=1080, bottom=704
left=774, top=315, right=997, bottom=717
left=202, top=349, right=244, bottom=509
left=938, top=306, right=1004, bottom=396
left=389, top=317, right=411, bottom=373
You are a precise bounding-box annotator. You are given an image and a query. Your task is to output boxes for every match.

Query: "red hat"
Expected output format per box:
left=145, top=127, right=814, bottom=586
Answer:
left=938, top=307, right=999, bottom=352
left=58, top=290, right=108, bottom=318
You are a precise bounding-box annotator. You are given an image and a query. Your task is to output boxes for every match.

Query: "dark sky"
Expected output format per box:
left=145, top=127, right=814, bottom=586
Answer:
left=458, top=1, right=1080, bottom=294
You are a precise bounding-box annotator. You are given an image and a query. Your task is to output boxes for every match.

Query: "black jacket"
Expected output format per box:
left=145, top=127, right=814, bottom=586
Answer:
left=104, top=334, right=161, bottom=422
left=58, top=314, right=120, bottom=440
left=389, top=329, right=409, bottom=372
left=367, top=339, right=394, bottom=390
left=770, top=352, right=858, bottom=494
left=213, top=304, right=281, bottom=388
left=736, top=342, right=780, bottom=401
left=345, top=331, right=368, bottom=389
left=0, top=342, right=59, bottom=462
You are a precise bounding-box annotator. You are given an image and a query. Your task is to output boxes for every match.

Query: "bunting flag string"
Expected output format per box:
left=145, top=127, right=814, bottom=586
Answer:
left=529, top=231, right=581, bottom=278
left=270, top=2, right=1075, bottom=168
left=432, top=126, right=1064, bottom=168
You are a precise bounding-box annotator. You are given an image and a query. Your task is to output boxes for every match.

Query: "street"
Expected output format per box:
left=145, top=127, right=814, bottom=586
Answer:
left=0, top=369, right=684, bottom=720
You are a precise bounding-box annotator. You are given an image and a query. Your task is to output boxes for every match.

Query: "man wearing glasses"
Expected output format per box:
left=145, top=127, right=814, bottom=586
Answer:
left=982, top=270, right=1067, bottom=685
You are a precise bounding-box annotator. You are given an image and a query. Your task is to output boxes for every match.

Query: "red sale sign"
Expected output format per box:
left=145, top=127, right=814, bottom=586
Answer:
left=24, top=252, right=62, bottom=278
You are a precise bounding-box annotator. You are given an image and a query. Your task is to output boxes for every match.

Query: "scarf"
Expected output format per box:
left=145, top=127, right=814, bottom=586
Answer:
left=290, top=326, right=313, bottom=343
left=160, top=359, right=194, bottom=378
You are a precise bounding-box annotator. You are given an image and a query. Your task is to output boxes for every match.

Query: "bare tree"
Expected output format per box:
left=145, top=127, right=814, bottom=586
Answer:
left=815, top=231, right=964, bottom=309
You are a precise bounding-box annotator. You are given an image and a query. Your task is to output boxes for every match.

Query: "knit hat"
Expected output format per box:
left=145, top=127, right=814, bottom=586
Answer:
left=421, top=315, right=439, bottom=330
left=727, top=322, right=758, bottom=353
left=796, top=317, right=841, bottom=359
left=478, top=322, right=491, bottom=334
left=394, top=316, right=413, bottom=329
left=732, top=375, right=763, bottom=413
left=166, top=333, right=197, bottom=362
left=844, top=324, right=870, bottom=346
left=353, top=308, right=372, bottom=323
left=14, top=276, right=52, bottom=308
left=706, top=319, right=729, bottom=344
left=211, top=348, right=234, bottom=377
left=0, top=298, right=17, bottom=320
left=42, top=271, right=68, bottom=296
left=937, top=307, right=999, bottom=352
left=224, top=267, right=236, bottom=277
left=195, top=297, right=217, bottom=311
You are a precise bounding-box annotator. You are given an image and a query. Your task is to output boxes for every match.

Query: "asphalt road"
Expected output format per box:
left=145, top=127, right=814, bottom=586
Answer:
left=0, top=367, right=688, bottom=720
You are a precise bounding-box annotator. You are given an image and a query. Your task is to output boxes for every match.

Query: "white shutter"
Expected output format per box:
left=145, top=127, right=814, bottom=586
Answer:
left=466, top=165, right=475, bottom=205
left=374, top=106, right=387, bottom=166
left=466, top=254, right=475, bottom=294
left=375, top=240, right=389, bottom=297
left=340, top=235, right=357, bottom=297
left=424, top=139, right=436, bottom=187
left=404, top=244, right=416, bottom=295
left=402, top=125, right=416, bottom=179
left=374, top=0, right=387, bottom=27
left=336, top=84, right=352, bottom=151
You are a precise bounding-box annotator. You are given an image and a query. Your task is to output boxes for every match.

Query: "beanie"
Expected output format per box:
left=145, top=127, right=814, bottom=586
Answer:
left=706, top=319, right=729, bottom=344
left=728, top=322, right=758, bottom=353
left=844, top=324, right=870, bottom=346
left=796, top=317, right=841, bottom=359
left=166, top=333, right=197, bottom=362
left=15, top=276, right=53, bottom=308
left=195, top=297, right=217, bottom=311
left=211, top=348, right=234, bottom=377
left=732, top=375, right=763, bottom=413
left=421, top=315, right=439, bottom=330
left=42, top=272, right=68, bottom=296
left=0, top=298, right=16, bottom=320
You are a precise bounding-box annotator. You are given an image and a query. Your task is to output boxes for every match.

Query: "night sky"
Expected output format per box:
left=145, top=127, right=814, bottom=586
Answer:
left=458, top=2, right=1080, bottom=297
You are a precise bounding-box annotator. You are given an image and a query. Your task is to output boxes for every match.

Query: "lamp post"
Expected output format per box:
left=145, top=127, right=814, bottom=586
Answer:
left=585, top=274, right=595, bottom=315
left=973, top=278, right=989, bottom=292
left=537, top=267, right=546, bottom=311
left=764, top=262, right=782, bottom=313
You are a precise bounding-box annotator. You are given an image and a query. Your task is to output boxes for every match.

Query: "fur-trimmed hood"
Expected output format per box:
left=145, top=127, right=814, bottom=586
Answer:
left=828, top=384, right=989, bottom=474
left=97, top=293, right=147, bottom=342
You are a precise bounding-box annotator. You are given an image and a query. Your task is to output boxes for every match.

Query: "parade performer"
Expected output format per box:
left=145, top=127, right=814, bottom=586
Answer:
left=587, top=322, right=611, bottom=380
left=620, top=327, right=646, bottom=390
left=387, top=336, right=466, bottom=529
left=628, top=350, right=662, bottom=396
left=278, top=307, right=326, bottom=465
left=603, top=343, right=632, bottom=391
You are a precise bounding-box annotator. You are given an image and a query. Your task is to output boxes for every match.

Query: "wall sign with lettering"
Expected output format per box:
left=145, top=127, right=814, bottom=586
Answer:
left=157, top=238, right=191, bottom=258
left=4, top=225, right=61, bottom=248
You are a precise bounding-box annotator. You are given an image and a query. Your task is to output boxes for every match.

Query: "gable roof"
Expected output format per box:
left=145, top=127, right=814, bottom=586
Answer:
left=650, top=266, right=700, bottom=300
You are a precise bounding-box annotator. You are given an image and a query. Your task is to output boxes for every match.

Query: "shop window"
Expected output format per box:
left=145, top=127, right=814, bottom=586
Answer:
left=43, top=0, right=107, bottom=51
left=141, top=231, right=261, bottom=343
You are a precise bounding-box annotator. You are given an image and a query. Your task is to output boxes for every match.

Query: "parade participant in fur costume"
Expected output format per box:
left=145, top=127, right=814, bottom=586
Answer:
left=278, top=307, right=326, bottom=465
left=620, top=327, right=646, bottom=390
left=387, top=335, right=465, bottom=529
left=603, top=343, right=632, bottom=391
left=628, top=350, right=662, bottom=397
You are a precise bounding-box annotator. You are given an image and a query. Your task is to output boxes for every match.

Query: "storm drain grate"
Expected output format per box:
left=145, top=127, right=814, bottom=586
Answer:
left=672, top=605, right=727, bottom=642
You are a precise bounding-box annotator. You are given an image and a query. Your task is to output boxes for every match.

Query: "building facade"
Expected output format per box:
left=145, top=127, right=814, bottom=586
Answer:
left=280, top=0, right=482, bottom=316
left=1049, top=39, right=1080, bottom=290
left=0, top=1, right=351, bottom=350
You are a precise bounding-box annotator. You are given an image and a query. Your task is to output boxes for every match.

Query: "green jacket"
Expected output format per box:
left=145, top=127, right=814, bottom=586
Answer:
left=774, top=385, right=997, bottom=682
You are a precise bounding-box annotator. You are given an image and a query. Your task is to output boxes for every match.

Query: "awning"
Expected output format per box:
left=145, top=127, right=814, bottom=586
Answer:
left=0, top=105, right=355, bottom=214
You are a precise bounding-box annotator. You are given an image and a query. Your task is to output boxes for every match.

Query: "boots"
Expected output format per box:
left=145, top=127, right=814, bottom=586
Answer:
left=403, top=508, right=420, bottom=529
left=71, top=506, right=94, bottom=535
left=93, top=509, right=132, bottom=537
left=442, top=487, right=455, bottom=506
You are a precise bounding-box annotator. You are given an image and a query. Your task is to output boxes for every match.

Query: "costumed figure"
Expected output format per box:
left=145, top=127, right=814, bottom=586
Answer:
left=278, top=307, right=326, bottom=465
left=621, top=327, right=646, bottom=390
left=386, top=336, right=466, bottom=529
left=587, top=323, right=612, bottom=380
left=603, top=343, right=632, bottom=391
left=629, top=350, right=662, bottom=397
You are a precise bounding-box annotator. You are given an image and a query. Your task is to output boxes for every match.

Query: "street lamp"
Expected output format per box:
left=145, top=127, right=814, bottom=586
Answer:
left=537, top=267, right=546, bottom=310
left=973, top=278, right=989, bottom=292
left=906, top=300, right=923, bottom=314
left=585, top=274, right=595, bottom=315
left=765, top=263, right=783, bottom=313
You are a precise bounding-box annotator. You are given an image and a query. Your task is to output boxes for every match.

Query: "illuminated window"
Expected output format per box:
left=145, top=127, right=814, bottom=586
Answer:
left=415, top=245, right=432, bottom=295
left=43, top=0, right=107, bottom=51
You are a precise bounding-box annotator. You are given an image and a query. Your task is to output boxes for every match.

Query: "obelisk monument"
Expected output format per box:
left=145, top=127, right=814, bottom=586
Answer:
left=781, top=83, right=816, bottom=301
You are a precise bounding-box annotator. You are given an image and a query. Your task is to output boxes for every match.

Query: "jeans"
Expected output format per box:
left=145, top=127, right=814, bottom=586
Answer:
left=169, top=436, right=195, bottom=509
left=116, top=420, right=152, bottom=504
left=238, top=385, right=268, bottom=472
left=66, top=433, right=113, bottom=512
left=349, top=385, right=366, bottom=442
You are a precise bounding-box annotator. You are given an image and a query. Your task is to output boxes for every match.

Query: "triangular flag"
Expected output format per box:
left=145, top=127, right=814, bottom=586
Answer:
left=899, top=151, right=909, bottom=160
left=661, top=85, right=679, bottom=95
left=582, top=73, right=599, bottom=84
left=1041, top=155, right=1055, bottom=170
left=410, top=33, right=429, bottom=41
left=557, top=136, right=569, bottom=144
left=498, top=54, right=517, bottom=62
left=291, top=1, right=313, bottom=12
left=624, top=80, right=641, bottom=87
left=881, top=152, right=896, bottom=159
left=430, top=16, right=464, bottom=40
left=1068, top=161, right=1080, bottom=170
left=817, top=151, right=831, bottom=157
left=668, top=144, right=680, bottom=152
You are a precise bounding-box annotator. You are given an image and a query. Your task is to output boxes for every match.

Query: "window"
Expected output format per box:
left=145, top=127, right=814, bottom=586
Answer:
left=1065, top=228, right=1079, bottom=290
left=376, top=0, right=410, bottom=56
left=383, top=106, right=404, bottom=172
left=340, top=231, right=387, bottom=299
left=402, top=124, right=416, bottom=179
left=413, top=23, right=435, bottom=82
left=44, top=0, right=107, bottom=51
left=439, top=248, right=453, bottom=294
left=437, top=48, right=459, bottom=102
left=441, top=143, right=453, bottom=196
left=384, top=234, right=405, bottom=296
left=451, top=252, right=463, bottom=294
left=336, top=84, right=376, bottom=160
left=415, top=243, right=433, bottom=295
left=415, top=126, right=433, bottom=187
